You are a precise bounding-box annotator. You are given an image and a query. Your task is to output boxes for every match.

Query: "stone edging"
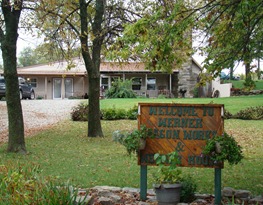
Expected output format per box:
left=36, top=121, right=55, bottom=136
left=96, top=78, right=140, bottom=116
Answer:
left=72, top=186, right=263, bottom=205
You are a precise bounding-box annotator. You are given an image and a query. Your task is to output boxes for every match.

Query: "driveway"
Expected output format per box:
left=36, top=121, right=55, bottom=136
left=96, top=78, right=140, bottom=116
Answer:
left=0, top=99, right=83, bottom=143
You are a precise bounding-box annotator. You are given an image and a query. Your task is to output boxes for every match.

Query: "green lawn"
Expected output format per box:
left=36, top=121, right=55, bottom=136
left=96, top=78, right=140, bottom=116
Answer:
left=224, top=79, right=263, bottom=90
left=0, top=95, right=262, bottom=196
left=100, top=94, right=263, bottom=114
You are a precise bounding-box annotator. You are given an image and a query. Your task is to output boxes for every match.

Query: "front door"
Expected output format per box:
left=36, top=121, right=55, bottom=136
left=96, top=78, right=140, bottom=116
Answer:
left=53, top=78, right=73, bottom=99
left=65, top=78, right=73, bottom=98
left=53, top=78, right=62, bottom=99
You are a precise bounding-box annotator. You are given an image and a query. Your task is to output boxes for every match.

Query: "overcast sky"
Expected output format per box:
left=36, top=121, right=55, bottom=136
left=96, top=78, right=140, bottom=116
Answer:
left=1, top=31, right=261, bottom=75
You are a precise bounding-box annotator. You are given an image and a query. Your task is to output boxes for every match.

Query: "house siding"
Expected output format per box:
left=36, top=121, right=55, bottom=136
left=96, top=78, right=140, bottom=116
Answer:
left=11, top=59, right=201, bottom=99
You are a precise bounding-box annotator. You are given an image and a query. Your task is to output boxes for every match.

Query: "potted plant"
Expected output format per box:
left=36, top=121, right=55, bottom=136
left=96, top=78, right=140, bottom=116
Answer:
left=112, top=125, right=154, bottom=156
left=153, top=150, right=183, bottom=205
left=202, top=132, right=244, bottom=165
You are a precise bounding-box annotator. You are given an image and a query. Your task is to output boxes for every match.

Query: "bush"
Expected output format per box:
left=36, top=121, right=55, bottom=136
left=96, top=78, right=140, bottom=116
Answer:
left=101, top=107, right=127, bottom=120
left=180, top=175, right=197, bottom=203
left=235, top=106, right=263, bottom=120
left=71, top=102, right=138, bottom=121
left=0, top=163, right=88, bottom=205
left=71, top=103, right=89, bottom=121
left=224, top=109, right=233, bottom=119
left=126, top=105, right=138, bottom=120
left=243, top=76, right=256, bottom=91
left=192, top=87, right=199, bottom=98
left=157, top=94, right=166, bottom=99
left=105, top=79, right=137, bottom=98
left=101, top=106, right=138, bottom=120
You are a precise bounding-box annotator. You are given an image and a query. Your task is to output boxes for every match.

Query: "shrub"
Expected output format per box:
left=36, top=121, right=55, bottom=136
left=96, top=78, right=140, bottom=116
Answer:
left=101, top=107, right=127, bottom=120
left=157, top=94, right=166, bottom=99
left=126, top=105, right=138, bottom=120
left=71, top=103, right=138, bottom=121
left=243, top=76, right=256, bottom=91
left=71, top=103, right=89, bottom=121
left=192, top=87, right=199, bottom=98
left=234, top=106, right=263, bottom=120
left=224, top=109, right=233, bottom=119
left=180, top=175, right=197, bottom=203
left=105, top=79, right=137, bottom=98
left=0, top=163, right=88, bottom=205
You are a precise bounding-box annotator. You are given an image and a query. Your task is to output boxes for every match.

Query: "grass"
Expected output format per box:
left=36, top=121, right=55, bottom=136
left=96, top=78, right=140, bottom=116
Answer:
left=224, top=79, right=263, bottom=90
left=0, top=95, right=263, bottom=196
left=100, top=94, right=263, bottom=114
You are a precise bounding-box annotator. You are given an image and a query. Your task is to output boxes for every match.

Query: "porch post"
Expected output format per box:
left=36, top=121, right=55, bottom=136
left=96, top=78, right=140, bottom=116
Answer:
left=44, top=77, right=48, bottom=99
left=169, top=74, right=172, bottom=91
left=61, top=77, right=65, bottom=99
left=145, top=74, right=148, bottom=97
left=83, top=76, right=85, bottom=96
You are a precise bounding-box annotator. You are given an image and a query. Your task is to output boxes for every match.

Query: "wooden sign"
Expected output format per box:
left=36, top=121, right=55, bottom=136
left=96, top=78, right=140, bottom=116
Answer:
left=138, top=103, right=224, bottom=168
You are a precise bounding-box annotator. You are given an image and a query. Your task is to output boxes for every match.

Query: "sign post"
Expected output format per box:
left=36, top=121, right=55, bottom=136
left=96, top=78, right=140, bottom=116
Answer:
left=140, top=165, right=147, bottom=201
left=137, top=103, right=224, bottom=201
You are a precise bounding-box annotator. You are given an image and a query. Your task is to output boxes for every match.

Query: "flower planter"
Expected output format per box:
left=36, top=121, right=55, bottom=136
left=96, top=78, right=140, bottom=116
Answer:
left=154, top=183, right=182, bottom=205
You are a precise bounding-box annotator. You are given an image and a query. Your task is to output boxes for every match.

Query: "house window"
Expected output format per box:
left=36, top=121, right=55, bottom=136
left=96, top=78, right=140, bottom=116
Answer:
left=147, top=78, right=156, bottom=90
left=101, top=77, right=109, bottom=90
left=26, top=78, right=37, bottom=88
left=132, top=77, right=142, bottom=90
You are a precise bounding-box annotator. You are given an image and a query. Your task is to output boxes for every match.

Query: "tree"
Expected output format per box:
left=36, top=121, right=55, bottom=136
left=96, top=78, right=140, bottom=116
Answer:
left=18, top=43, right=80, bottom=67
left=18, top=46, right=37, bottom=66
left=109, top=0, right=194, bottom=73
left=0, top=0, right=26, bottom=153
left=195, top=0, right=263, bottom=80
left=33, top=0, right=145, bottom=137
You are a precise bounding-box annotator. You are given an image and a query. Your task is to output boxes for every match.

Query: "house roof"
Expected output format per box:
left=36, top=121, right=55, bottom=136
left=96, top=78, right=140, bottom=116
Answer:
left=0, top=58, right=202, bottom=76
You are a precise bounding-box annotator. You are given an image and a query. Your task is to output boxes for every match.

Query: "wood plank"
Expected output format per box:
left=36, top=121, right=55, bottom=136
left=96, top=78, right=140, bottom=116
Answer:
left=137, top=103, right=224, bottom=168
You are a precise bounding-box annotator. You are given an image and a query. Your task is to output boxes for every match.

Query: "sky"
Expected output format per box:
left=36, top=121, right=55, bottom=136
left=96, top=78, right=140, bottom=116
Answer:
left=1, top=32, right=261, bottom=75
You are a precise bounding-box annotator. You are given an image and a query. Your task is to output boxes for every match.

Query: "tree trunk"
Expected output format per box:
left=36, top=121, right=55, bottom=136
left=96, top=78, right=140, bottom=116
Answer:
left=1, top=0, right=26, bottom=153
left=88, top=70, right=103, bottom=137
left=79, top=0, right=104, bottom=137
left=230, top=67, right=233, bottom=80
left=245, top=62, right=251, bottom=79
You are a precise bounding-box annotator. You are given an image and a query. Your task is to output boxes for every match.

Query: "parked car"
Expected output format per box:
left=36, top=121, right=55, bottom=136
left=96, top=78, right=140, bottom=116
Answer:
left=0, top=76, right=35, bottom=100
left=220, top=72, right=240, bottom=80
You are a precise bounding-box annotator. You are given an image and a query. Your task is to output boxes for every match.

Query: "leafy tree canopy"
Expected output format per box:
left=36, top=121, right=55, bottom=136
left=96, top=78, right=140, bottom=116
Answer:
left=195, top=0, right=263, bottom=79
left=18, top=44, right=81, bottom=67
left=107, top=0, right=194, bottom=73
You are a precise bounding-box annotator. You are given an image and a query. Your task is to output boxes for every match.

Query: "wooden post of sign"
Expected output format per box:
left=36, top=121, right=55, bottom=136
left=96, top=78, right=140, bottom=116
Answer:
left=214, top=168, right=222, bottom=205
left=140, top=165, right=147, bottom=200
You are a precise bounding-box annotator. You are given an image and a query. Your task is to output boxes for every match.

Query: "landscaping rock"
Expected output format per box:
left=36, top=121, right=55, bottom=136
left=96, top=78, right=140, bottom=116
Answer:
left=192, top=198, right=208, bottom=204
left=74, top=195, right=93, bottom=205
left=138, top=202, right=152, bottom=205
left=195, top=193, right=213, bottom=200
left=92, top=186, right=122, bottom=192
left=123, top=187, right=140, bottom=194
left=97, top=190, right=112, bottom=197
left=97, top=197, right=114, bottom=205
left=234, top=190, right=251, bottom=198
left=249, top=196, right=263, bottom=204
left=72, top=186, right=260, bottom=204
left=147, top=189, right=155, bottom=196
left=222, top=187, right=236, bottom=197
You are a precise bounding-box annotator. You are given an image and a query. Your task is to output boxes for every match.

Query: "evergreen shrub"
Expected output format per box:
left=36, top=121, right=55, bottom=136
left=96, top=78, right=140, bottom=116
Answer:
left=105, top=79, right=137, bottom=98
left=234, top=106, right=263, bottom=120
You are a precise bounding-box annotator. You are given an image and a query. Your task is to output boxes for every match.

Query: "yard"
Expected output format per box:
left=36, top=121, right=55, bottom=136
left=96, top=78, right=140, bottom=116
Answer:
left=0, top=95, right=262, bottom=197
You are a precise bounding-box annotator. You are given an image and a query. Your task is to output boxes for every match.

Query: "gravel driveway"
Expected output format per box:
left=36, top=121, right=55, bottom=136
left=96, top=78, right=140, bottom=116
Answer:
left=0, top=99, right=83, bottom=143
